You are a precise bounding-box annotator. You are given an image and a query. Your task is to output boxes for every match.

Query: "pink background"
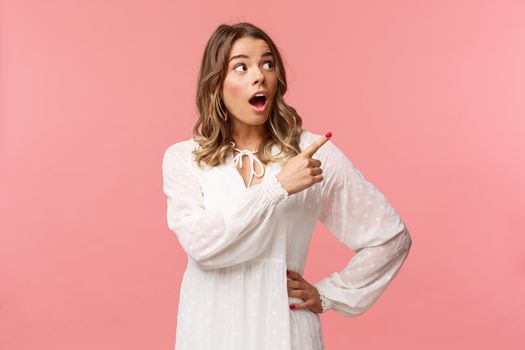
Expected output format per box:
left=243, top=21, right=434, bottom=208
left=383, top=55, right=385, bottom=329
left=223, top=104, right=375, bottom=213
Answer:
left=1, top=0, right=524, bottom=349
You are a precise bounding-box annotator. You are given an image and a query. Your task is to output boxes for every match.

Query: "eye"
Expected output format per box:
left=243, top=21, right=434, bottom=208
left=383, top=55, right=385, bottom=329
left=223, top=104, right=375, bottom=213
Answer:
left=233, top=61, right=275, bottom=73
left=263, top=61, right=274, bottom=70
left=233, top=64, right=247, bottom=73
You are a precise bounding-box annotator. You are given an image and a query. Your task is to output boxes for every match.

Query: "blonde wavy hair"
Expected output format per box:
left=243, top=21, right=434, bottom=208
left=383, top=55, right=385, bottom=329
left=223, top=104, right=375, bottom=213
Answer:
left=192, top=22, right=304, bottom=169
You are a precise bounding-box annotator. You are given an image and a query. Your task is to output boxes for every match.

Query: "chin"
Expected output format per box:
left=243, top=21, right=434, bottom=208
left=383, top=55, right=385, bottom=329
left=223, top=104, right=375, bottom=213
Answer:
left=253, top=115, right=270, bottom=125
left=235, top=113, right=269, bottom=126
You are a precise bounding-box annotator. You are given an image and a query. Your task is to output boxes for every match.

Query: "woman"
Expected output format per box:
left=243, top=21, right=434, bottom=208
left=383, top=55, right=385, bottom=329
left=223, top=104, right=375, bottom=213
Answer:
left=162, top=22, right=412, bottom=350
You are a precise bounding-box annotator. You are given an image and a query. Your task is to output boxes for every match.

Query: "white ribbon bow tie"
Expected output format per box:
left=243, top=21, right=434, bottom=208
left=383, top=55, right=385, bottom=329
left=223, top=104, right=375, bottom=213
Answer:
left=232, top=148, right=265, bottom=187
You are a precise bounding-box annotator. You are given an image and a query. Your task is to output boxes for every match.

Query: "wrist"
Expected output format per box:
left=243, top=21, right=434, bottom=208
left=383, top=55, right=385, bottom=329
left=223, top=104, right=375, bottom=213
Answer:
left=275, top=173, right=290, bottom=195
left=260, top=173, right=289, bottom=203
left=315, top=285, right=333, bottom=313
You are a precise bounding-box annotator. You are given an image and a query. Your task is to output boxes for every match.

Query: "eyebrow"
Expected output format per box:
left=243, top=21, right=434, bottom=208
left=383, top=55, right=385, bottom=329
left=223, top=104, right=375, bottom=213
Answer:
left=229, top=51, right=274, bottom=63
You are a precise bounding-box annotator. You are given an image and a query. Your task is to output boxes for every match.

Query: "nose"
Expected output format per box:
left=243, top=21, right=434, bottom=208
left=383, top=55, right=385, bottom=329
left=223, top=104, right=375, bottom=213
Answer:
left=252, top=67, right=265, bottom=86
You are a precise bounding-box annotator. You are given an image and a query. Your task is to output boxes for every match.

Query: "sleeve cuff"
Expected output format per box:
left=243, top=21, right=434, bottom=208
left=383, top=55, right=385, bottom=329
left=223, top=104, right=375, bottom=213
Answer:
left=259, top=173, right=289, bottom=204
left=315, top=283, right=334, bottom=313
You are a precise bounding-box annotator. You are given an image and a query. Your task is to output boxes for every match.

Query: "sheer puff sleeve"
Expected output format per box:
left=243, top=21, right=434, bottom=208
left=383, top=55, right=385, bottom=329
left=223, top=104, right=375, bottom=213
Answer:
left=313, top=139, right=412, bottom=317
left=162, top=141, right=289, bottom=271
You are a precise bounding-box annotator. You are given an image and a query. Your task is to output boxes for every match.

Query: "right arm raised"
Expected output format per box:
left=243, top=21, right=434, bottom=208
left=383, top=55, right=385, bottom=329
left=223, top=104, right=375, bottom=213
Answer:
left=162, top=142, right=289, bottom=270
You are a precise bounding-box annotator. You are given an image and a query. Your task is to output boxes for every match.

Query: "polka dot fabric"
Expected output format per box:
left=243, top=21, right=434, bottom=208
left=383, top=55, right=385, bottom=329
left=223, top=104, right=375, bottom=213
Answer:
left=162, top=129, right=412, bottom=349
left=313, top=136, right=412, bottom=317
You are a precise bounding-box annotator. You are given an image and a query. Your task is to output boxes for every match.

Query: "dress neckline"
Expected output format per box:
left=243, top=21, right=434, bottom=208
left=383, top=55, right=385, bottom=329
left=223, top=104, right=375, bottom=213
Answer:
left=230, top=146, right=267, bottom=189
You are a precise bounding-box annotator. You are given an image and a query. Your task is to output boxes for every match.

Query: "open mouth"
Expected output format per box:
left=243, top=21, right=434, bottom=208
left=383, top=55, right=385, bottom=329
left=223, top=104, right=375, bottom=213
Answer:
left=248, top=95, right=267, bottom=108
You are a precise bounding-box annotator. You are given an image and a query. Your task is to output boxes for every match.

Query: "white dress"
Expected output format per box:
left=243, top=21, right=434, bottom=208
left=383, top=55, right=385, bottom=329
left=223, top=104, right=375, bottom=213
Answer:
left=161, top=129, right=412, bottom=350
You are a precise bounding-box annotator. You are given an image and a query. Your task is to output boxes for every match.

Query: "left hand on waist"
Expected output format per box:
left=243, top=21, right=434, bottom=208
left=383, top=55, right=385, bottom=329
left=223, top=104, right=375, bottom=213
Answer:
left=287, top=270, right=323, bottom=314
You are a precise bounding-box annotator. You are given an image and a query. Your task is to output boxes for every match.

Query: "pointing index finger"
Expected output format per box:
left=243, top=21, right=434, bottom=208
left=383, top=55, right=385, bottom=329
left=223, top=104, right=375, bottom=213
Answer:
left=302, top=132, right=332, bottom=158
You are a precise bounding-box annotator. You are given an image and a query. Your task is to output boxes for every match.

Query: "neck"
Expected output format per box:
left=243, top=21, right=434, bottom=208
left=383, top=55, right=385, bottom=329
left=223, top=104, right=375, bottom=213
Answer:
left=231, top=122, right=269, bottom=151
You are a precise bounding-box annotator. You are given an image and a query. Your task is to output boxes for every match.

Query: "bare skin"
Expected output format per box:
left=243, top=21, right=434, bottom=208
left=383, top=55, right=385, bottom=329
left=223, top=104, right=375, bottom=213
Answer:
left=222, top=36, right=331, bottom=313
left=276, top=134, right=330, bottom=196
left=287, top=270, right=324, bottom=314
left=223, top=36, right=277, bottom=187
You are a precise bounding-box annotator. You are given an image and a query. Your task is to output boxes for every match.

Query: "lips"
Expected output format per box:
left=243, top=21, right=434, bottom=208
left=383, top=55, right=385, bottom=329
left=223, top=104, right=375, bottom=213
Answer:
left=248, top=90, right=269, bottom=113
left=249, top=98, right=268, bottom=112
left=248, top=94, right=267, bottom=107
left=248, top=90, right=268, bottom=106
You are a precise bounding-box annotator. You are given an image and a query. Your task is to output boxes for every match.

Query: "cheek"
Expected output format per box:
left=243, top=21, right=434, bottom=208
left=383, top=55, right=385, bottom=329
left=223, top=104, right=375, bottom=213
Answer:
left=223, top=78, right=244, bottom=102
left=267, top=75, right=279, bottom=95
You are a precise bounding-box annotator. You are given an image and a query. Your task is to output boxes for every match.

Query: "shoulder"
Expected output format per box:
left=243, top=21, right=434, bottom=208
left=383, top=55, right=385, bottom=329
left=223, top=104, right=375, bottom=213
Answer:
left=164, top=137, right=197, bottom=155
left=299, top=128, right=336, bottom=147
left=162, top=137, right=199, bottom=169
left=299, top=128, right=323, bottom=150
left=299, top=128, right=341, bottom=158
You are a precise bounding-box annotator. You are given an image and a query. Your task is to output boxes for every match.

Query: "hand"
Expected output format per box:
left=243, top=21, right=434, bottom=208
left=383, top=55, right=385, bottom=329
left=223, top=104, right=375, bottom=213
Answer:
left=287, top=270, right=323, bottom=314
left=276, top=133, right=332, bottom=196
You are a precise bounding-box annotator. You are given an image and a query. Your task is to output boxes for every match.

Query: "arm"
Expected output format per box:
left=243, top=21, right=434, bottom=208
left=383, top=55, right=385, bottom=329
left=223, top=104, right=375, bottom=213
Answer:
left=162, top=141, right=289, bottom=270
left=313, top=139, right=412, bottom=317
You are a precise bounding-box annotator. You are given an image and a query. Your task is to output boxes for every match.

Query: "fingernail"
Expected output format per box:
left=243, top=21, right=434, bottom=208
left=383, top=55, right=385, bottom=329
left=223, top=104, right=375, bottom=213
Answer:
left=325, top=131, right=332, bottom=138
left=290, top=305, right=296, bottom=310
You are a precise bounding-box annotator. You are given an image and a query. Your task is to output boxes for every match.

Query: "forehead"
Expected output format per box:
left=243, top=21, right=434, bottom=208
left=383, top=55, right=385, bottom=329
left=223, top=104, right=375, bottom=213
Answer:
left=229, top=37, right=271, bottom=57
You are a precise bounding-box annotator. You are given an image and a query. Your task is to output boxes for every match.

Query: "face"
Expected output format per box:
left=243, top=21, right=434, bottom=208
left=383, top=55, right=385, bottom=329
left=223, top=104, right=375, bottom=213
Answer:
left=222, top=37, right=278, bottom=126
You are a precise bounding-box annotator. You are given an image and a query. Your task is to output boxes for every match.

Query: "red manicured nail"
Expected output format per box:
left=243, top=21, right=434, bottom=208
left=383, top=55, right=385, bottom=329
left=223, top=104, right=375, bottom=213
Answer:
left=290, top=305, right=296, bottom=310
left=325, top=131, right=332, bottom=138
